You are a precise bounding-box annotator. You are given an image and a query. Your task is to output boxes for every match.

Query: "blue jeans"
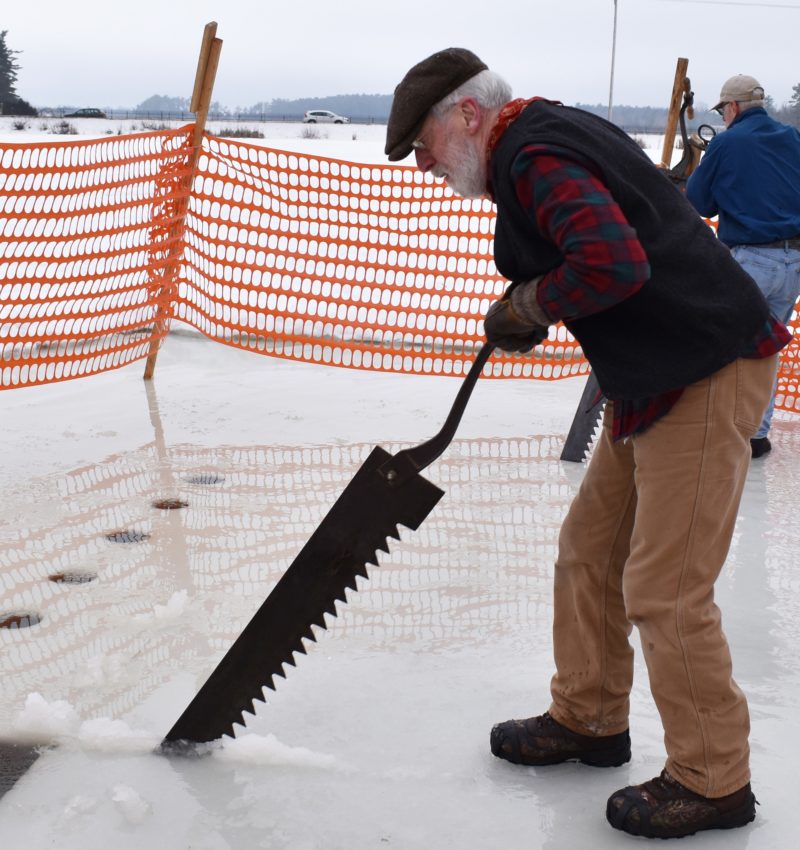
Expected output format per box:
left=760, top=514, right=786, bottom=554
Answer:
left=731, top=243, right=800, bottom=438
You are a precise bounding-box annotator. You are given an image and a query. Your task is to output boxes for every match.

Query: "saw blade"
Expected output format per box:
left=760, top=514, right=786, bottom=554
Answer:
left=162, top=445, right=444, bottom=746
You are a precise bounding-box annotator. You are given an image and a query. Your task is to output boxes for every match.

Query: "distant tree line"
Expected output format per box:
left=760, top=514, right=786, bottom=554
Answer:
left=124, top=93, right=397, bottom=123
left=577, top=103, right=705, bottom=133
left=129, top=92, right=800, bottom=132
left=125, top=94, right=705, bottom=131
left=765, top=88, right=800, bottom=128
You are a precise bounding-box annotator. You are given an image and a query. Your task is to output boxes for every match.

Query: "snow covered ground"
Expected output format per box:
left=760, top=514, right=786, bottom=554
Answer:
left=0, top=116, right=396, bottom=164
left=1, top=122, right=799, bottom=849
left=0, top=115, right=669, bottom=166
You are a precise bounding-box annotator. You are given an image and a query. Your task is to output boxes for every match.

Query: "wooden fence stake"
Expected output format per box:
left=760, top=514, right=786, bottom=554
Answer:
left=660, top=57, right=689, bottom=169
left=144, top=22, right=221, bottom=381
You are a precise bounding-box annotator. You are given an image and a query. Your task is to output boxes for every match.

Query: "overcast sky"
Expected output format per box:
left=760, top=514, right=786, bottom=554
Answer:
left=4, top=0, right=800, bottom=112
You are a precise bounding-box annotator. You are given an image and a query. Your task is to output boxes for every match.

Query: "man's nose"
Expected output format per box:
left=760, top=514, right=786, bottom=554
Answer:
left=414, top=148, right=435, bottom=172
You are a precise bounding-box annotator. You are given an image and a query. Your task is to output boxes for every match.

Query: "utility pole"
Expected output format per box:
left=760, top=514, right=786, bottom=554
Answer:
left=608, top=0, right=619, bottom=122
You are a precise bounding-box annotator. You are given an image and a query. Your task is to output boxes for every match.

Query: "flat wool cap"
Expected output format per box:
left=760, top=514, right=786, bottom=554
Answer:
left=711, top=74, right=765, bottom=111
left=385, top=47, right=488, bottom=161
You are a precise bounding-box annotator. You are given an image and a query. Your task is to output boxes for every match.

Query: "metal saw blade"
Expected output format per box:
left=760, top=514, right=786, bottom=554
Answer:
left=162, top=445, right=443, bottom=746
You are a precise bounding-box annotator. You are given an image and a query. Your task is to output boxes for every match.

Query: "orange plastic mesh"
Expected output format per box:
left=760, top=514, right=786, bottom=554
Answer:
left=177, top=136, right=586, bottom=381
left=1, top=128, right=798, bottom=414
left=0, top=127, right=194, bottom=388
left=777, top=330, right=800, bottom=413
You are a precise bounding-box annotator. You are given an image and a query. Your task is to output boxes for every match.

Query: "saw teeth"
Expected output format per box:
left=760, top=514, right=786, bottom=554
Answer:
left=236, top=696, right=257, bottom=717
left=162, top=444, right=446, bottom=746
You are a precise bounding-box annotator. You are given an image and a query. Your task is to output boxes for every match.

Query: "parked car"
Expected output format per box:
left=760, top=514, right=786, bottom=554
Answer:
left=64, top=108, right=107, bottom=119
left=303, top=109, right=349, bottom=124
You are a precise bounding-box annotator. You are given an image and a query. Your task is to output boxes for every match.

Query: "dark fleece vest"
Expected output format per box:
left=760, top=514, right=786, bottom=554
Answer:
left=490, top=101, right=770, bottom=400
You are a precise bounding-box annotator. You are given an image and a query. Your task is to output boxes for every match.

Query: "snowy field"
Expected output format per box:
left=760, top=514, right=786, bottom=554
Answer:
left=0, top=116, right=398, bottom=165
left=1, top=121, right=799, bottom=849
left=0, top=115, right=669, bottom=166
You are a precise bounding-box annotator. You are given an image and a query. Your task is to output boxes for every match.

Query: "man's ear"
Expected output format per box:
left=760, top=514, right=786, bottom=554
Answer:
left=458, top=97, right=482, bottom=135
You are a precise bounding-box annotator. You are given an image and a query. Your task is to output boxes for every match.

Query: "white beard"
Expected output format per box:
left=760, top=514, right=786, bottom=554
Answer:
left=432, top=133, right=487, bottom=199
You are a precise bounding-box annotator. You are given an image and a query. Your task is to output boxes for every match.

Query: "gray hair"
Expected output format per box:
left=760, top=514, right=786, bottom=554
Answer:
left=736, top=99, right=764, bottom=113
left=431, top=69, right=513, bottom=116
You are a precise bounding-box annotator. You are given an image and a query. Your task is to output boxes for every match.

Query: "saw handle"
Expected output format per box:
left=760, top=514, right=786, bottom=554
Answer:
left=380, top=281, right=524, bottom=482
left=382, top=342, right=495, bottom=480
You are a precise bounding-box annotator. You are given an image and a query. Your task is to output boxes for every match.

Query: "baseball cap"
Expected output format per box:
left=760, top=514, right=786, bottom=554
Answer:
left=711, top=74, right=765, bottom=112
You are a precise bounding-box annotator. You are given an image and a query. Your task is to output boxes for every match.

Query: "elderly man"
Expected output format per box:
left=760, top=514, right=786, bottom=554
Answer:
left=385, top=48, right=790, bottom=840
left=687, top=74, right=800, bottom=458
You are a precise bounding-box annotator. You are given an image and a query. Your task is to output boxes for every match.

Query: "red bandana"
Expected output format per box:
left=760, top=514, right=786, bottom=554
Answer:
left=485, top=97, right=562, bottom=195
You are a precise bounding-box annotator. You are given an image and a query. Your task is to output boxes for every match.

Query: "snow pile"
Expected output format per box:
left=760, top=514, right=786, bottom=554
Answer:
left=214, top=732, right=338, bottom=769
left=152, top=589, right=189, bottom=620
left=110, top=784, right=152, bottom=825
left=11, top=692, right=79, bottom=741
left=12, top=692, right=159, bottom=752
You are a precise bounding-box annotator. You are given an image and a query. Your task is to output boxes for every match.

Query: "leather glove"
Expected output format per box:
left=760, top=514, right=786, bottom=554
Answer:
left=484, top=280, right=550, bottom=353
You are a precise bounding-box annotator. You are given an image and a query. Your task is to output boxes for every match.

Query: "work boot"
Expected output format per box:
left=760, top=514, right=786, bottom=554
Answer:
left=490, top=711, right=631, bottom=767
left=606, top=769, right=757, bottom=838
left=750, top=436, right=771, bottom=458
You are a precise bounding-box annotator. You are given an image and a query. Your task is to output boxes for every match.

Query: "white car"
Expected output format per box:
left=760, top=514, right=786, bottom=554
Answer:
left=303, top=110, right=350, bottom=124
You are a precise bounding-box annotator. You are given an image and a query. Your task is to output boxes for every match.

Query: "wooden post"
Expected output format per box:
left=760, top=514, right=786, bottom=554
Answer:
left=660, top=57, right=689, bottom=169
left=144, top=22, right=222, bottom=380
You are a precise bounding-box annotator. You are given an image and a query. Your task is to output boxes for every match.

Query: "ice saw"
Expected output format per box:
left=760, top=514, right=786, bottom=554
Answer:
left=162, top=342, right=496, bottom=746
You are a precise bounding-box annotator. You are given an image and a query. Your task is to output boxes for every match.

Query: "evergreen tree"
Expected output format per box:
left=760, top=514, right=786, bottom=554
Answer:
left=0, top=30, right=20, bottom=101
left=0, top=30, right=36, bottom=115
left=790, top=83, right=800, bottom=118
left=771, top=83, right=800, bottom=129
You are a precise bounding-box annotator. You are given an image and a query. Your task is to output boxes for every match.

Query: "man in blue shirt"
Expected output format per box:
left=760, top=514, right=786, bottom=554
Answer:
left=687, top=74, right=800, bottom=458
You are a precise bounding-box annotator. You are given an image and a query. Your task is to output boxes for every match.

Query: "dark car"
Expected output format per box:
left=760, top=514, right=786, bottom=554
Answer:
left=64, top=108, right=107, bottom=119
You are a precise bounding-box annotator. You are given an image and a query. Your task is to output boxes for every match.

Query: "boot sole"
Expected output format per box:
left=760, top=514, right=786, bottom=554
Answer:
left=606, top=792, right=756, bottom=838
left=579, top=747, right=632, bottom=768
left=490, top=719, right=631, bottom=768
left=495, top=747, right=631, bottom=768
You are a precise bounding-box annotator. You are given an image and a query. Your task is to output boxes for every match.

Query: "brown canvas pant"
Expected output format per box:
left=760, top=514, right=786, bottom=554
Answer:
left=548, top=355, right=777, bottom=798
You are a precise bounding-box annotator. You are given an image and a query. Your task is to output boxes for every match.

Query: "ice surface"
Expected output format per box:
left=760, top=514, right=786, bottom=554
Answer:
left=1, top=330, right=797, bottom=849
left=1, top=128, right=798, bottom=849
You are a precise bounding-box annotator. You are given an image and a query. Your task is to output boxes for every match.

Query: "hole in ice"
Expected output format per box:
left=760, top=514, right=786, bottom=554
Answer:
left=152, top=498, right=189, bottom=510
left=184, top=473, right=225, bottom=485
left=48, top=571, right=97, bottom=584
left=0, top=612, right=42, bottom=629
left=105, top=530, right=151, bottom=543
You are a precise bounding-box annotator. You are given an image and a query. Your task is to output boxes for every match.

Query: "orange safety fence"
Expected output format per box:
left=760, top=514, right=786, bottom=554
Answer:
left=1, top=128, right=194, bottom=387
left=1, top=127, right=798, bottom=413
left=180, top=135, right=585, bottom=381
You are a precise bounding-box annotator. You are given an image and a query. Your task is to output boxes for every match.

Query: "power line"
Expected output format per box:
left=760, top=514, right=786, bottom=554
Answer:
left=658, top=0, right=800, bottom=8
